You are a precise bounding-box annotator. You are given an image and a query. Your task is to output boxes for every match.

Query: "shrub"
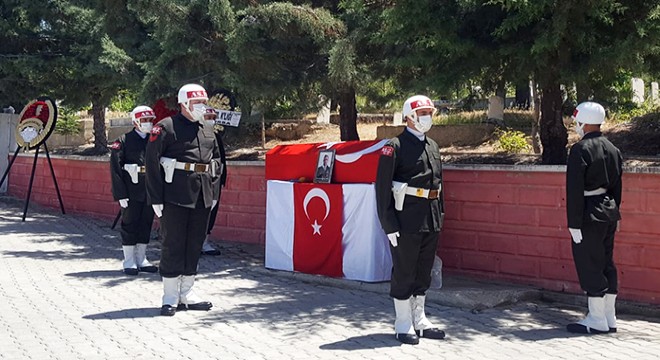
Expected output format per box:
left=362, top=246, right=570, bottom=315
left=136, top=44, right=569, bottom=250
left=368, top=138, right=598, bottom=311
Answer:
left=495, top=128, right=530, bottom=153
left=55, top=107, right=81, bottom=136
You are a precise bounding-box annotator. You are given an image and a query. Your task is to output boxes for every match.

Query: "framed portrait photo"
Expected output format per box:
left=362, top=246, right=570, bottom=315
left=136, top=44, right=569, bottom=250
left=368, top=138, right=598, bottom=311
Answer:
left=314, top=149, right=336, bottom=184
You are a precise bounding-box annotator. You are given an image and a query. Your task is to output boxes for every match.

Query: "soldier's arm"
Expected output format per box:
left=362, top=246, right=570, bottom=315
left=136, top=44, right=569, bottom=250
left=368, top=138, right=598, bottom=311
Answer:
left=211, top=135, right=222, bottom=199
left=375, top=141, right=400, bottom=234
left=145, top=123, right=167, bottom=205
left=611, top=149, right=623, bottom=207
left=217, top=134, right=227, bottom=186
left=109, top=138, right=128, bottom=201
left=566, top=145, right=586, bottom=229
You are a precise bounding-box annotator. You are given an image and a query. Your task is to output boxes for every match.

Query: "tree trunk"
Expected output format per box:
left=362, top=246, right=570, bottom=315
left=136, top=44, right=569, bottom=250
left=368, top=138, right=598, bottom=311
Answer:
left=539, top=80, right=568, bottom=164
left=338, top=87, right=359, bottom=141
left=530, top=79, right=541, bottom=154
left=91, top=96, right=108, bottom=154
left=575, top=80, right=591, bottom=103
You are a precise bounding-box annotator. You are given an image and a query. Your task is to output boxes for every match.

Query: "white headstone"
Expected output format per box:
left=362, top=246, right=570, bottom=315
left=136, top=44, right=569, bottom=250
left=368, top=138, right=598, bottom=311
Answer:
left=632, top=77, right=645, bottom=104
left=316, top=99, right=331, bottom=124
left=651, top=82, right=659, bottom=105
left=393, top=112, right=403, bottom=125
left=487, top=95, right=504, bottom=121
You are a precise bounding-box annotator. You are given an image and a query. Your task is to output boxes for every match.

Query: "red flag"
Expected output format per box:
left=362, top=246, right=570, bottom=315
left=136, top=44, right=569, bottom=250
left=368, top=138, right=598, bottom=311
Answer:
left=293, top=183, right=344, bottom=277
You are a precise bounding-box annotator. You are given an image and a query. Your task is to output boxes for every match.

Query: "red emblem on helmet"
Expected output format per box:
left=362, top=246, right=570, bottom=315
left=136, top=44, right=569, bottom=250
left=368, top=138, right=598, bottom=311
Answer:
left=381, top=146, right=394, bottom=157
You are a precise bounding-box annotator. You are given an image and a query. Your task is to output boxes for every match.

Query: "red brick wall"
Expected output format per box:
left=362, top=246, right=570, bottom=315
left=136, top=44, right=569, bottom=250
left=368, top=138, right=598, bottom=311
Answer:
left=6, top=154, right=660, bottom=304
left=441, top=166, right=660, bottom=304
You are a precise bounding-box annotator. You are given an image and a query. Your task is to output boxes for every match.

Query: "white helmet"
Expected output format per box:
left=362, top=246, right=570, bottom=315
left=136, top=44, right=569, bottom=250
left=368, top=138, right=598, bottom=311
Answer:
left=130, top=105, right=155, bottom=133
left=403, top=95, right=436, bottom=133
left=177, top=83, right=208, bottom=106
left=402, top=95, right=436, bottom=119
left=572, top=102, right=605, bottom=125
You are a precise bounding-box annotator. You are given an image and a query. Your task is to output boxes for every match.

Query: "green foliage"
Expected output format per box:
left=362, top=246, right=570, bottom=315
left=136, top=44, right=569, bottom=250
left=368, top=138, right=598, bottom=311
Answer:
left=435, top=111, right=486, bottom=125
left=109, top=89, right=137, bottom=112
left=495, top=128, right=530, bottom=154
left=611, top=100, right=660, bottom=123
left=54, top=106, right=81, bottom=136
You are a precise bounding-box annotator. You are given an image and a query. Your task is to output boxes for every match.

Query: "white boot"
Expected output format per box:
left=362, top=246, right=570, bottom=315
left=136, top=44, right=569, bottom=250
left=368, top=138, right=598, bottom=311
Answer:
left=567, top=296, right=610, bottom=334
left=122, top=246, right=138, bottom=275
left=412, top=295, right=445, bottom=339
left=604, top=294, right=617, bottom=332
left=161, top=276, right=180, bottom=316
left=135, top=244, right=158, bottom=273
left=179, top=276, right=212, bottom=311
left=393, top=298, right=418, bottom=345
left=201, top=238, right=221, bottom=256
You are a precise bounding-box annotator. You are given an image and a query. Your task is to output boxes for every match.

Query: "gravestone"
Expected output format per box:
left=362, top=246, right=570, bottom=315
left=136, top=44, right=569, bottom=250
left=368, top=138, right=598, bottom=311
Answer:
left=316, top=99, right=331, bottom=124
left=632, top=78, right=645, bottom=104
left=651, top=82, right=659, bottom=105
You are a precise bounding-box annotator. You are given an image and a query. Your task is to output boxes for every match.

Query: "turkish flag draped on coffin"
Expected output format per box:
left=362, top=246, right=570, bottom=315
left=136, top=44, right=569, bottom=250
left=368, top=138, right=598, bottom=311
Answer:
left=292, top=183, right=344, bottom=277
left=265, top=140, right=388, bottom=183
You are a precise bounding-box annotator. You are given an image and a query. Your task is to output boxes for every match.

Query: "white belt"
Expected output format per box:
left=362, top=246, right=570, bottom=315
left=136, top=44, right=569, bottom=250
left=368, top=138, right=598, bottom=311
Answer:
left=405, top=184, right=442, bottom=199
left=174, top=161, right=210, bottom=172
left=123, top=164, right=145, bottom=173
left=584, top=187, right=607, bottom=196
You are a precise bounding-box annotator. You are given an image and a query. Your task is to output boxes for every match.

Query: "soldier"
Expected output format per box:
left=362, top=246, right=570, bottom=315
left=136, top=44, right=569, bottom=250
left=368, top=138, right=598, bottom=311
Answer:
left=145, top=84, right=222, bottom=316
left=566, top=102, right=623, bottom=334
left=109, top=106, right=158, bottom=275
left=375, top=95, right=446, bottom=345
left=201, top=107, right=227, bottom=256
left=315, top=154, right=331, bottom=181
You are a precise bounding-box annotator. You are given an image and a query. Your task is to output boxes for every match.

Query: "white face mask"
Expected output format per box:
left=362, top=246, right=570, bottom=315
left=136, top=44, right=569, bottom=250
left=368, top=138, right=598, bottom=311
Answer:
left=575, top=122, right=585, bottom=137
left=190, top=103, right=207, bottom=122
left=139, top=122, right=153, bottom=133
left=204, top=119, right=215, bottom=127
left=415, top=115, right=433, bottom=133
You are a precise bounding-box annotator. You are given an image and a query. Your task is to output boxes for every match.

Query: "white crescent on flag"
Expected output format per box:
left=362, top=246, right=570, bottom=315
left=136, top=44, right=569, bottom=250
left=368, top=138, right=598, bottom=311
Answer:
left=303, top=188, right=330, bottom=221
left=317, top=139, right=389, bottom=164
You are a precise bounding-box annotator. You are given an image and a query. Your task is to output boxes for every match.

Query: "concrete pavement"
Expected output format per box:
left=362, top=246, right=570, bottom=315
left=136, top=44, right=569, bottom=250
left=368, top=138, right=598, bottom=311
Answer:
left=1, top=197, right=660, bottom=360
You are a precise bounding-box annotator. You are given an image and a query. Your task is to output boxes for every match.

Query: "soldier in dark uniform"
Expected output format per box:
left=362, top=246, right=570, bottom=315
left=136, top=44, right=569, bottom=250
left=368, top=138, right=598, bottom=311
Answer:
left=315, top=155, right=331, bottom=181
left=145, top=84, right=222, bottom=316
left=202, top=107, right=227, bottom=256
left=566, top=101, right=623, bottom=334
left=375, top=95, right=446, bottom=345
left=109, top=106, right=158, bottom=275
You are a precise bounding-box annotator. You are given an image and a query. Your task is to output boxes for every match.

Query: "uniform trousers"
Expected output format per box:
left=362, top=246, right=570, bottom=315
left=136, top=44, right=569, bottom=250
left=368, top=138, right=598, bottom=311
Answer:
left=159, top=202, right=211, bottom=277
left=572, top=220, right=618, bottom=296
left=390, top=231, right=439, bottom=300
left=120, top=200, right=154, bottom=246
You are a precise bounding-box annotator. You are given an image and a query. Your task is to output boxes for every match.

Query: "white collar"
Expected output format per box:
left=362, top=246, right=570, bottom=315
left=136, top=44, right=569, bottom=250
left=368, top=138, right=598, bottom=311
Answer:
left=134, top=128, right=147, bottom=139
left=406, top=126, right=425, bottom=141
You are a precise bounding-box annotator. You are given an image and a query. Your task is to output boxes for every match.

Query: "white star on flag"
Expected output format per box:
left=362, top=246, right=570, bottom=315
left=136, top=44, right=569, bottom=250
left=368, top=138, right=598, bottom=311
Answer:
left=311, top=220, right=322, bottom=235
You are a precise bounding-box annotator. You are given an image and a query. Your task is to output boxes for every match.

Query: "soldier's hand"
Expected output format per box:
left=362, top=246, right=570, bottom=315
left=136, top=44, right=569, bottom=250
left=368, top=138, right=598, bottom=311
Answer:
left=118, top=199, right=129, bottom=208
left=152, top=204, right=164, bottom=218
left=568, top=228, right=582, bottom=244
left=387, top=232, right=400, bottom=247
left=617, top=220, right=620, bottom=232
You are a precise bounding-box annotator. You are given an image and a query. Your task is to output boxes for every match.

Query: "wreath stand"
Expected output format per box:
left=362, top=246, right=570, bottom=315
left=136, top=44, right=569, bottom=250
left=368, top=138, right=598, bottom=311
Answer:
left=0, top=143, right=65, bottom=222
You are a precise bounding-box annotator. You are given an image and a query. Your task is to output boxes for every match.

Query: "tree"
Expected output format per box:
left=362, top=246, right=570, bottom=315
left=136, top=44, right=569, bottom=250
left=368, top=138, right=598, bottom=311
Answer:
left=227, top=3, right=345, bottom=121
left=0, top=1, right=136, bottom=153
left=377, top=0, right=660, bottom=164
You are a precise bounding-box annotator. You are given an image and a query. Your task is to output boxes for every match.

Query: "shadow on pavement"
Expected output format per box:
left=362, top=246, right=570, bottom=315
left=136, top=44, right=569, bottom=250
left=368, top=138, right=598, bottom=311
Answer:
left=319, top=333, right=400, bottom=350
left=83, top=308, right=161, bottom=320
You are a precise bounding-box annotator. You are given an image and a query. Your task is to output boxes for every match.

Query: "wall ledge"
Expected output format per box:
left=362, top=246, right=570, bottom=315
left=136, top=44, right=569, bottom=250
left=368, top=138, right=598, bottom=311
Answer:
left=13, top=153, right=660, bottom=174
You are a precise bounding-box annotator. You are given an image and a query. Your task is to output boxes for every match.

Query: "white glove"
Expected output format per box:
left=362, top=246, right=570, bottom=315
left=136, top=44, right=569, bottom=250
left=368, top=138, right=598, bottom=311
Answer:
left=569, top=228, right=582, bottom=244
left=212, top=200, right=218, bottom=209
left=152, top=204, right=163, bottom=218
left=118, top=199, right=129, bottom=208
left=387, top=232, right=400, bottom=247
